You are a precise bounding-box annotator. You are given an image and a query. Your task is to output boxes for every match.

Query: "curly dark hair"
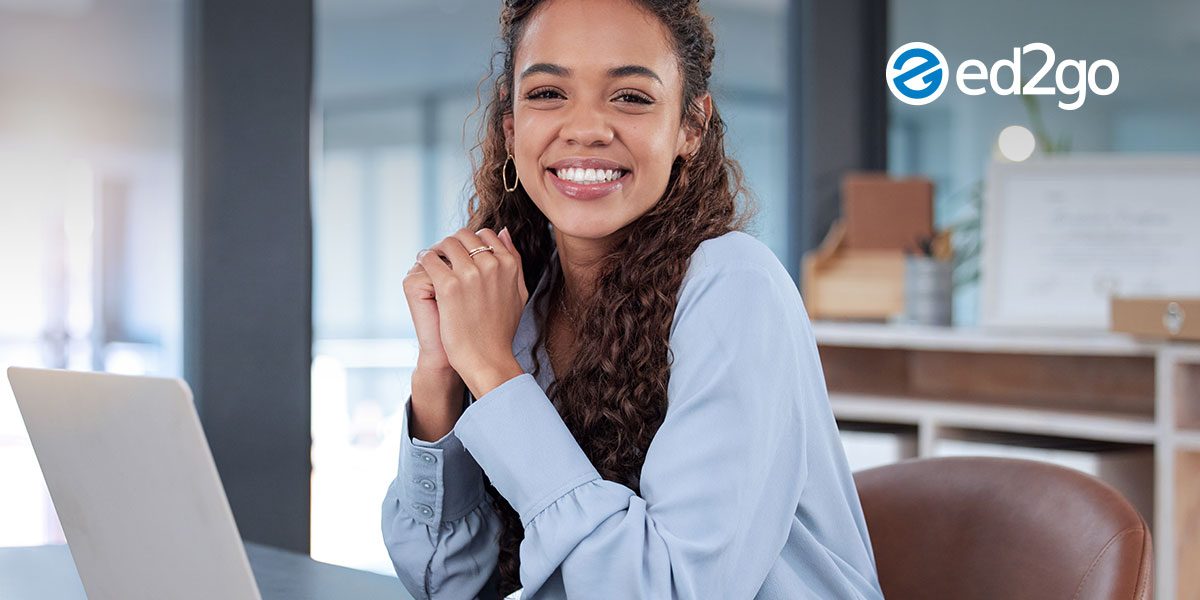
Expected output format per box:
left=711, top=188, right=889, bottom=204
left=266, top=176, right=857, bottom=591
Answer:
left=463, top=0, right=758, bottom=595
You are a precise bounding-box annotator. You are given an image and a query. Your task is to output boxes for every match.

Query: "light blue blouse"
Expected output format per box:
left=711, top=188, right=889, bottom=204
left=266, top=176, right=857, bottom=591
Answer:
left=381, top=230, right=884, bottom=599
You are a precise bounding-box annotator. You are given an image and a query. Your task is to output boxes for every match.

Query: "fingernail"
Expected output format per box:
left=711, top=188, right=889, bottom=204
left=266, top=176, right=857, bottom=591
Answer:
left=416, top=249, right=429, bottom=259
left=476, top=228, right=486, bottom=235
left=500, top=226, right=509, bottom=236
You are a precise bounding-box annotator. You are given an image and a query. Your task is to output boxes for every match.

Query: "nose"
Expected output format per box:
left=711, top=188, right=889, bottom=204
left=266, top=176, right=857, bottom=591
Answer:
left=560, top=101, right=613, bottom=147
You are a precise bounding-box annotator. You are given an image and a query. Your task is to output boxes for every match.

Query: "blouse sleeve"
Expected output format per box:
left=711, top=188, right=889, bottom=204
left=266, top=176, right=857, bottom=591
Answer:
left=380, top=394, right=503, bottom=600
left=452, top=261, right=809, bottom=599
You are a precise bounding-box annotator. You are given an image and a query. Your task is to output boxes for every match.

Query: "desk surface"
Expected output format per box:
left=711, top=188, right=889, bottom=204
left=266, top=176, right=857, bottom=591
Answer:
left=0, top=541, right=411, bottom=600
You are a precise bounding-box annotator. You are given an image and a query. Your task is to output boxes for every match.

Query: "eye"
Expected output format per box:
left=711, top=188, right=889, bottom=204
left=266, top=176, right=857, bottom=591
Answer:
left=614, top=90, right=653, bottom=105
left=526, top=87, right=564, bottom=101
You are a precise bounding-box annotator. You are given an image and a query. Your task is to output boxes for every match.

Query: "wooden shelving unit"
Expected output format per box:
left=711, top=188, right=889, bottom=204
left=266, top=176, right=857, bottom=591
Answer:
left=814, top=322, right=1200, bottom=600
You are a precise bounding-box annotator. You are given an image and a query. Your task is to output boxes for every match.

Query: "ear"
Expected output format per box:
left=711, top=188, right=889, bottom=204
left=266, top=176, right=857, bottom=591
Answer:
left=677, top=92, right=712, bottom=160
left=503, top=112, right=515, bottom=154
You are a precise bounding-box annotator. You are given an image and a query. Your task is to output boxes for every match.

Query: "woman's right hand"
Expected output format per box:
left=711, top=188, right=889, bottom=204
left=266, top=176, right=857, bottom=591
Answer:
left=404, top=254, right=468, bottom=440
left=403, top=255, right=453, bottom=372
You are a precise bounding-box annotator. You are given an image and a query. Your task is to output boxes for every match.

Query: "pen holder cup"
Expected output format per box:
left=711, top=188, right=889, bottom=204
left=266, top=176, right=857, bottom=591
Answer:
left=903, top=256, right=953, bottom=326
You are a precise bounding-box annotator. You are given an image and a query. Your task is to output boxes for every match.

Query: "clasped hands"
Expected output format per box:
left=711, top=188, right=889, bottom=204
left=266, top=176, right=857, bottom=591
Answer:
left=403, top=226, right=529, bottom=399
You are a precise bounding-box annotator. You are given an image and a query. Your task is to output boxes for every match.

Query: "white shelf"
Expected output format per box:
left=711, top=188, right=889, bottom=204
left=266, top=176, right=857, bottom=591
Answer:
left=812, top=321, right=1165, bottom=357
left=830, top=393, right=1158, bottom=445
left=1162, top=345, right=1200, bottom=365
left=1175, top=430, right=1200, bottom=451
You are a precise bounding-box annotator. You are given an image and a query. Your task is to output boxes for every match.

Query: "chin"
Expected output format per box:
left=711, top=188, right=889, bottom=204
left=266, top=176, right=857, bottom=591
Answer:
left=547, top=213, right=627, bottom=241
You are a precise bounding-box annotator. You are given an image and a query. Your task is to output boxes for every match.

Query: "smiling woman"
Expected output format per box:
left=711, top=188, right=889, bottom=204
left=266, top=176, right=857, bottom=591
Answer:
left=381, top=1, right=885, bottom=599
left=503, top=1, right=710, bottom=242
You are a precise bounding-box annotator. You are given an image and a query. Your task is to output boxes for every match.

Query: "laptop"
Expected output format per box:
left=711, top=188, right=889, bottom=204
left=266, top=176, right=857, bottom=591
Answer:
left=6, top=367, right=262, bottom=600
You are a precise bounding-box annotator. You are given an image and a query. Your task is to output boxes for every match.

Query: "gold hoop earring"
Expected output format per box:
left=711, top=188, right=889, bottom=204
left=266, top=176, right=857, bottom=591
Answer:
left=502, top=153, right=520, bottom=193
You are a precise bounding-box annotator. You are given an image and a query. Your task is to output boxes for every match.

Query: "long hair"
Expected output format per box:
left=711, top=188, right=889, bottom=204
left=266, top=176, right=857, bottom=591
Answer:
left=463, top=0, right=757, bottom=595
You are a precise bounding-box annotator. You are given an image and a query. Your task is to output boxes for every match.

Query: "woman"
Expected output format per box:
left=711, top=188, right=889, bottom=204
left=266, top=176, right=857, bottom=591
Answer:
left=382, top=0, right=884, bottom=598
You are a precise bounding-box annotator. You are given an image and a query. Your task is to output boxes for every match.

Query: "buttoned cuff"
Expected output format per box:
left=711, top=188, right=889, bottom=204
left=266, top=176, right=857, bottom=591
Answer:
left=453, top=373, right=601, bottom=528
left=398, top=395, right=486, bottom=527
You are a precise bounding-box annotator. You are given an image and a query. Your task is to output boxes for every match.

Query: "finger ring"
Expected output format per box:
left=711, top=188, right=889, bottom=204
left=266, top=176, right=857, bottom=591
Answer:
left=467, top=245, right=495, bottom=257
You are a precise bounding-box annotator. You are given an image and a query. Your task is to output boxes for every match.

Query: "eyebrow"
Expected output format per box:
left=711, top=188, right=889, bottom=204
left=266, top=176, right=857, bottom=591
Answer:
left=519, top=63, right=662, bottom=85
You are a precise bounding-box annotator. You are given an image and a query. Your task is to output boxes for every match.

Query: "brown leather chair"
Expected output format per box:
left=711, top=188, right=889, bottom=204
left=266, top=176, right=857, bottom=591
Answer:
left=854, top=456, right=1153, bottom=600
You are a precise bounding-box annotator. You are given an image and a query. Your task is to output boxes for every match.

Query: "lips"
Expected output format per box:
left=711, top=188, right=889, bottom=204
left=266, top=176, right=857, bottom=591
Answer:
left=544, top=156, right=632, bottom=201
left=545, top=167, right=631, bottom=201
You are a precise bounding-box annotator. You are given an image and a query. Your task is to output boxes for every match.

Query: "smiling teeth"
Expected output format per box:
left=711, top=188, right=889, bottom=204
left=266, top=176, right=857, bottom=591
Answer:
left=554, top=167, right=624, bottom=184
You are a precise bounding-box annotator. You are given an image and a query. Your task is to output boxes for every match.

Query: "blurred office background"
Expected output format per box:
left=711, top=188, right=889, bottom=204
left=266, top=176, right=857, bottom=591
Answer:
left=0, top=0, right=1197, bottom=592
left=0, top=0, right=184, bottom=547
left=888, top=0, right=1200, bottom=322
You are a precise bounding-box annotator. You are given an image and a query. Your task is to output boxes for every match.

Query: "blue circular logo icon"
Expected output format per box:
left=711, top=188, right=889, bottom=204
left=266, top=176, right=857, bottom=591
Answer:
left=887, top=42, right=948, bottom=106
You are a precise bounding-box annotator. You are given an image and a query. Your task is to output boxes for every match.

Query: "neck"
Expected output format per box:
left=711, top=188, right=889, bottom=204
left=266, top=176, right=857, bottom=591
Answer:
left=552, top=230, right=614, bottom=307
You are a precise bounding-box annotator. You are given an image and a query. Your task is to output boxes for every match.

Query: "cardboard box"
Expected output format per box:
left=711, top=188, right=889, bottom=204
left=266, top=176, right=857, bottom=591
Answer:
left=802, top=221, right=905, bottom=320
left=1110, top=297, right=1200, bottom=341
left=841, top=172, right=934, bottom=253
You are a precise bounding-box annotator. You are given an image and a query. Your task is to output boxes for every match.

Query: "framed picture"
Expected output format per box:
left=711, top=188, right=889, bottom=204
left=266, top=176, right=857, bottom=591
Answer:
left=980, top=154, right=1200, bottom=330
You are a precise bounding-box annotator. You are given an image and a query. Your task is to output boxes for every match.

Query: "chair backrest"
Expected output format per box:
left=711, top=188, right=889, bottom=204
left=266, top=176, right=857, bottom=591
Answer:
left=854, top=456, right=1153, bottom=600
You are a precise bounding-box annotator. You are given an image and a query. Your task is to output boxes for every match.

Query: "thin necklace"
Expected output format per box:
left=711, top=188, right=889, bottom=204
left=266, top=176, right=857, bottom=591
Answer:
left=547, top=284, right=580, bottom=377
left=558, top=293, right=581, bottom=325
left=556, top=278, right=584, bottom=326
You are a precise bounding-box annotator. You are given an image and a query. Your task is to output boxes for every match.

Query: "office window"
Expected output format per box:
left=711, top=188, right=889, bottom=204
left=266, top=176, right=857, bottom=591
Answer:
left=0, top=0, right=184, bottom=547
left=311, top=0, right=787, bottom=574
left=887, top=0, right=1200, bottom=324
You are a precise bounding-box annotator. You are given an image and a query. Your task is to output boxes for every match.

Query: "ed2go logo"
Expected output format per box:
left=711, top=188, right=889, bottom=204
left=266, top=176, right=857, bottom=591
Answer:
left=886, top=41, right=1119, bottom=110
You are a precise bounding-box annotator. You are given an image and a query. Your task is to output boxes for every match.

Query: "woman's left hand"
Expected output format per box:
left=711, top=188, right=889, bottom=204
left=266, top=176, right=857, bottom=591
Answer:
left=417, top=226, right=529, bottom=398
